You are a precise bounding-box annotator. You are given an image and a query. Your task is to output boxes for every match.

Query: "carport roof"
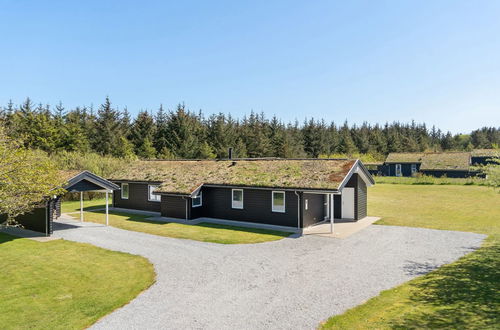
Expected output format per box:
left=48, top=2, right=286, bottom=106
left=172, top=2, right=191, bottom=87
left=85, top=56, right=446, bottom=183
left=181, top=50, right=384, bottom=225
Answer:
left=108, top=158, right=372, bottom=195
left=59, top=170, right=120, bottom=192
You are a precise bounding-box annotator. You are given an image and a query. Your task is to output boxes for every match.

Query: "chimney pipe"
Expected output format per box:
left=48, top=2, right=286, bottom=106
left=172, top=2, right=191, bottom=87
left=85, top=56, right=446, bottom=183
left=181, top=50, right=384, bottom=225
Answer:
left=228, top=147, right=233, bottom=160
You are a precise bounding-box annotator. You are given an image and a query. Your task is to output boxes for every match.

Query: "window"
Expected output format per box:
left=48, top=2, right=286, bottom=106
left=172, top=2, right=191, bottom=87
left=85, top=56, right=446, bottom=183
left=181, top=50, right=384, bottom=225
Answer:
left=395, top=164, right=402, bottom=177
left=121, top=183, right=129, bottom=199
left=272, top=191, right=286, bottom=213
left=232, top=189, right=243, bottom=209
left=148, top=185, right=161, bottom=202
left=192, top=192, right=202, bottom=207
left=411, top=164, right=417, bottom=175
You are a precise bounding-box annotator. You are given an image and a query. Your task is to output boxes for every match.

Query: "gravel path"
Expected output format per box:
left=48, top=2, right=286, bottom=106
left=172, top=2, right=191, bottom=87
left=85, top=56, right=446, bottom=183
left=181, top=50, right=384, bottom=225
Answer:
left=52, top=219, right=485, bottom=330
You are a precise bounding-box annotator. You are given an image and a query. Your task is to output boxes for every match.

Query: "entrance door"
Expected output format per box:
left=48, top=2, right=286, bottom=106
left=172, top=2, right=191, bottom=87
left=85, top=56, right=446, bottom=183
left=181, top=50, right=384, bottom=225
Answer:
left=341, top=188, right=355, bottom=219
left=303, top=193, right=325, bottom=227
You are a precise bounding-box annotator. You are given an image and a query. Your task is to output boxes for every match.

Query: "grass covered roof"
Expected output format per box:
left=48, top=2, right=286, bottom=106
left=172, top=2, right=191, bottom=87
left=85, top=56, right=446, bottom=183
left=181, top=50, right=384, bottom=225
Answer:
left=471, top=149, right=500, bottom=157
left=385, top=152, right=471, bottom=171
left=108, top=159, right=357, bottom=195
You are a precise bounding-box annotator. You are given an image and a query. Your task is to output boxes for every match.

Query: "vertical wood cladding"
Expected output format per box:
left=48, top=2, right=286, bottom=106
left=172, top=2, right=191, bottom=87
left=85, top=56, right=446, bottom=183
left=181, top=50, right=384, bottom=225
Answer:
left=384, top=163, right=420, bottom=177
left=343, top=173, right=367, bottom=220
left=0, top=203, right=49, bottom=234
left=302, top=193, right=325, bottom=227
left=161, top=195, right=187, bottom=219
left=200, top=187, right=299, bottom=227
left=112, top=182, right=161, bottom=212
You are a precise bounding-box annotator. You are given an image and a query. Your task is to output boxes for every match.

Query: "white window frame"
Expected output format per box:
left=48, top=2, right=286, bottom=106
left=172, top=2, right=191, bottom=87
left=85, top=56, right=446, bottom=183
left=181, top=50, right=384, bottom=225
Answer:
left=192, top=192, right=202, bottom=208
left=121, top=183, right=129, bottom=199
left=231, top=189, right=244, bottom=209
left=148, top=185, right=161, bottom=202
left=395, top=164, right=402, bottom=177
left=272, top=191, right=286, bottom=213
left=411, top=164, right=417, bottom=174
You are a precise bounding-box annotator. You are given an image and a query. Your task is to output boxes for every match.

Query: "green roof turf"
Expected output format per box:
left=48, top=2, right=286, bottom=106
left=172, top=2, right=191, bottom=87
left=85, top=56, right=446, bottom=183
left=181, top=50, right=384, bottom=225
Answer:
left=471, top=149, right=500, bottom=157
left=385, top=152, right=471, bottom=171
left=108, top=159, right=357, bottom=195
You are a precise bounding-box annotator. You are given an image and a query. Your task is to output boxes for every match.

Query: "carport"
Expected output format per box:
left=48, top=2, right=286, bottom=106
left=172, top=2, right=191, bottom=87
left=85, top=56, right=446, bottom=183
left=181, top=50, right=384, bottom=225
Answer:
left=8, top=170, right=119, bottom=236
left=63, top=171, right=120, bottom=227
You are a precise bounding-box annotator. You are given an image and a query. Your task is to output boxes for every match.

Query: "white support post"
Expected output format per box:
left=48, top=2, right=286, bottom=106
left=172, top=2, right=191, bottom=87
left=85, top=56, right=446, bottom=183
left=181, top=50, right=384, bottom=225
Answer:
left=105, top=191, right=109, bottom=226
left=80, top=191, right=84, bottom=222
left=330, top=193, right=334, bottom=234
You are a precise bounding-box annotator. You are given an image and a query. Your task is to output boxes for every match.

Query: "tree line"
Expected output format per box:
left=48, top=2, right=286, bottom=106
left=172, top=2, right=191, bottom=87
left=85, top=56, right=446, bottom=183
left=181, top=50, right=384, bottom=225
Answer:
left=1, top=97, right=499, bottom=160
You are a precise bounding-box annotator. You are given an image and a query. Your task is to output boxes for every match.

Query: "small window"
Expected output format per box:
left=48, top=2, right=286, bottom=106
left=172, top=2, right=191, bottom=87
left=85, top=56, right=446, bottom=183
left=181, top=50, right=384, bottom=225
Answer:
left=232, top=189, right=243, bottom=209
left=148, top=185, right=161, bottom=202
left=395, top=164, right=402, bottom=177
left=411, top=164, right=417, bottom=174
left=192, top=192, right=202, bottom=208
left=121, top=183, right=129, bottom=199
left=272, top=191, right=286, bottom=213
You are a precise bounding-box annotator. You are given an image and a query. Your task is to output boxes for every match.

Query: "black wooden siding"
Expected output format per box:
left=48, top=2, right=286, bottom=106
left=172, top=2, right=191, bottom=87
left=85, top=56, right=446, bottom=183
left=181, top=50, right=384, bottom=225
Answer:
left=161, top=195, right=187, bottom=219
left=332, top=173, right=367, bottom=220
left=302, top=193, right=325, bottom=227
left=0, top=202, right=51, bottom=235
left=112, top=182, right=161, bottom=212
left=197, top=187, right=299, bottom=227
left=384, top=163, right=420, bottom=177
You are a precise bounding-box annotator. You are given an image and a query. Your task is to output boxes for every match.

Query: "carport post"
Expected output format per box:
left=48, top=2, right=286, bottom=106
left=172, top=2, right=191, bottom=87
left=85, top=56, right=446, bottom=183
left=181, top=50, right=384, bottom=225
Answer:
left=80, top=191, right=83, bottom=222
left=330, top=193, right=334, bottom=234
left=105, top=191, right=109, bottom=226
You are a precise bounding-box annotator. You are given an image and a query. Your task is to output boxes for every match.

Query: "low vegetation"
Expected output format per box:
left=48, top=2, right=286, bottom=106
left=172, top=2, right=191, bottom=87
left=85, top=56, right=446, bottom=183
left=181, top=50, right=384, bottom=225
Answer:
left=321, top=184, right=500, bottom=329
left=0, top=233, right=155, bottom=329
left=74, top=210, right=291, bottom=244
left=374, top=174, right=486, bottom=186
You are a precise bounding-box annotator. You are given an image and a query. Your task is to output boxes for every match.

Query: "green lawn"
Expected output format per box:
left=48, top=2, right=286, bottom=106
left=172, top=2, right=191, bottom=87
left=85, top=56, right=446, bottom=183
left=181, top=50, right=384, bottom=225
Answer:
left=76, top=210, right=292, bottom=244
left=62, top=197, right=107, bottom=213
left=0, top=233, right=155, bottom=330
left=321, top=184, right=500, bottom=329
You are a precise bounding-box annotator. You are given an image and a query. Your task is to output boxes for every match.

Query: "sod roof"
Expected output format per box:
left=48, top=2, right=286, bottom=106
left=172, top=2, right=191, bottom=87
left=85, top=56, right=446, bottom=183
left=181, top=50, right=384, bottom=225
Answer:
left=471, top=149, right=500, bottom=157
left=108, top=159, right=358, bottom=195
left=419, top=152, right=471, bottom=171
left=385, top=153, right=425, bottom=163
left=385, top=152, right=471, bottom=171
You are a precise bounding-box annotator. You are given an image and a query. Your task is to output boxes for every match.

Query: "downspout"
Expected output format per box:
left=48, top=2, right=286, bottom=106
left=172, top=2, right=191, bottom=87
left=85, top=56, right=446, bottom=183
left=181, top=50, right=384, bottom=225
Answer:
left=183, top=197, right=188, bottom=221
left=294, top=191, right=300, bottom=231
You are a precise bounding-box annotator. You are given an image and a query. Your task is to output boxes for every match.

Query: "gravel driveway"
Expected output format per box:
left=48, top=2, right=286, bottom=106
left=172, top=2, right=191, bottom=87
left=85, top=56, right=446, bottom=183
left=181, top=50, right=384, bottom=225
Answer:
left=52, top=219, right=485, bottom=330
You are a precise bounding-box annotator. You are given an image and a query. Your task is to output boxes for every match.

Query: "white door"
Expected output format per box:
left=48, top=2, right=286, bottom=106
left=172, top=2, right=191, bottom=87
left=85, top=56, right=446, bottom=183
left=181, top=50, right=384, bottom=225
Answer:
left=341, top=187, right=355, bottom=219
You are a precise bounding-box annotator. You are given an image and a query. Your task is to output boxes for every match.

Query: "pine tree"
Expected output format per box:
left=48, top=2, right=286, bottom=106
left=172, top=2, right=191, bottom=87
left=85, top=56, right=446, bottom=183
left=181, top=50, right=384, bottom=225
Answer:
left=131, top=110, right=156, bottom=157
left=92, top=97, right=124, bottom=156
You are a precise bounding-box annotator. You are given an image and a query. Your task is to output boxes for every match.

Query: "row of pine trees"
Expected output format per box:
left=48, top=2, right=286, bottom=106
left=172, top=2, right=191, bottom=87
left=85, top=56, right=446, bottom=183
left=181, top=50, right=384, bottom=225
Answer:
left=1, top=97, right=498, bottom=160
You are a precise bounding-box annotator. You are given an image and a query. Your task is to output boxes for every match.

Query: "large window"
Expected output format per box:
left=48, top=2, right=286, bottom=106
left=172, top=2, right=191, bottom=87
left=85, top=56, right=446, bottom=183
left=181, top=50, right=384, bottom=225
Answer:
left=272, top=191, right=285, bottom=213
left=192, top=192, right=202, bottom=207
left=148, top=185, right=161, bottom=202
left=232, top=189, right=243, bottom=209
left=395, top=164, right=402, bottom=177
left=121, top=183, right=129, bottom=199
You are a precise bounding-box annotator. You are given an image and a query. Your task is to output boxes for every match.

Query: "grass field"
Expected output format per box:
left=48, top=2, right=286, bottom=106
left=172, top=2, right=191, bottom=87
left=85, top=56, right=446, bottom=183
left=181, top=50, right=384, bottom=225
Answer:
left=0, top=233, right=155, bottom=330
left=321, top=184, right=500, bottom=329
left=62, top=198, right=106, bottom=213
left=73, top=210, right=292, bottom=244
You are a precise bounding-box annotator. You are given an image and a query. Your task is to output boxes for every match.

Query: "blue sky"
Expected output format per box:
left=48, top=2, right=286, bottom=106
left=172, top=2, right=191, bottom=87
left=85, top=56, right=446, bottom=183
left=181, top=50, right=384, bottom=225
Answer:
left=1, top=0, right=499, bottom=133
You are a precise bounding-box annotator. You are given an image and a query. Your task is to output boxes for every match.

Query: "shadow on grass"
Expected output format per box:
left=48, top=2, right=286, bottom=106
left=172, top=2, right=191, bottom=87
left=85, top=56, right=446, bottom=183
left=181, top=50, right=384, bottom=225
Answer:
left=392, top=241, right=500, bottom=329
left=0, top=232, right=19, bottom=244
left=91, top=210, right=293, bottom=238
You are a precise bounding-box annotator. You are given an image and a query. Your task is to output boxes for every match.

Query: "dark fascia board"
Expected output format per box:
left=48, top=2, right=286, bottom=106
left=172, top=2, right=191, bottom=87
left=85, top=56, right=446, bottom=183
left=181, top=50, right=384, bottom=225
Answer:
left=65, top=171, right=120, bottom=191
left=385, top=161, right=422, bottom=164
left=110, top=179, right=164, bottom=185
left=156, top=184, right=341, bottom=197
left=421, top=168, right=474, bottom=172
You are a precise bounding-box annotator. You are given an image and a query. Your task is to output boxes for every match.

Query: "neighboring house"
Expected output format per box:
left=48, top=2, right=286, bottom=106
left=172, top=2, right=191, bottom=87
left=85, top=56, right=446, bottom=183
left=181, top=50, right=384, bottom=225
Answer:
left=471, top=149, right=500, bottom=166
left=381, top=151, right=498, bottom=178
left=1, top=171, right=119, bottom=236
left=109, top=159, right=375, bottom=229
left=383, top=153, right=423, bottom=177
